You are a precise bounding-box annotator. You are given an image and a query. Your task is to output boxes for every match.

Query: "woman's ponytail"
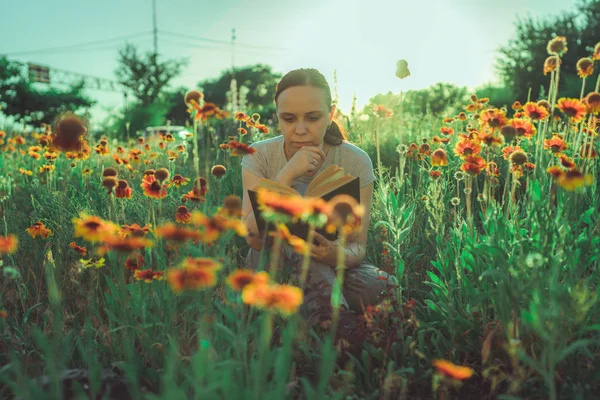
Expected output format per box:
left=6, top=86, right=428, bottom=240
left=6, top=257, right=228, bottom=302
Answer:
left=323, top=119, right=346, bottom=146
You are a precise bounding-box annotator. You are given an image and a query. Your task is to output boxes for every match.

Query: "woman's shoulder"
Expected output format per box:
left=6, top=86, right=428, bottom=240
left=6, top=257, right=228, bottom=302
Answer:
left=337, top=140, right=372, bottom=162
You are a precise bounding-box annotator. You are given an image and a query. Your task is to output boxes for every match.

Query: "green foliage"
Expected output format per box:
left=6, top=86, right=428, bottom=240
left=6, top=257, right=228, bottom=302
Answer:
left=496, top=0, right=600, bottom=102
left=198, top=64, right=282, bottom=116
left=0, top=57, right=95, bottom=126
left=115, top=44, right=187, bottom=107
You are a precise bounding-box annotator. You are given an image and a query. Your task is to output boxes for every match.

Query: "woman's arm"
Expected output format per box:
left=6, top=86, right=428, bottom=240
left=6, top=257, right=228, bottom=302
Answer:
left=311, top=182, right=374, bottom=268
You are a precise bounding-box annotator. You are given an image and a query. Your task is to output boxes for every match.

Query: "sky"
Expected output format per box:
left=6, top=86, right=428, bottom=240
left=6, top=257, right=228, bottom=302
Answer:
left=0, top=0, right=578, bottom=127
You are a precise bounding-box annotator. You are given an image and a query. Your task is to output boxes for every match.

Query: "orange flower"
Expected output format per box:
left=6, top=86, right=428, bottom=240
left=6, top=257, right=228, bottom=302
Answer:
left=431, top=149, right=448, bottom=167
left=170, top=174, right=190, bottom=187
left=429, top=170, right=442, bottom=179
left=477, top=131, right=503, bottom=147
left=479, top=108, right=508, bottom=129
left=584, top=92, right=600, bottom=114
left=546, top=36, right=567, bottom=56
left=73, top=214, right=119, bottom=242
left=432, top=360, right=474, bottom=380
left=121, top=223, right=152, bottom=237
left=556, top=169, right=593, bottom=191
left=512, top=101, right=523, bottom=111
left=242, top=281, right=303, bottom=316
left=418, top=143, right=431, bottom=156
left=167, top=259, right=218, bottom=293
left=19, top=168, right=33, bottom=176
left=176, top=205, right=192, bottom=224
left=238, top=127, right=248, bottom=135
left=556, top=98, right=587, bottom=123
left=558, top=154, right=576, bottom=170
left=26, top=221, right=53, bottom=239
left=0, top=310, right=7, bottom=318
left=510, top=118, right=537, bottom=139
left=373, top=104, right=393, bottom=118
left=141, top=175, right=168, bottom=199
left=125, top=253, right=144, bottom=271
left=181, top=190, right=205, bottom=203
left=523, top=102, right=549, bottom=121
left=228, top=140, right=257, bottom=156
left=502, top=145, right=524, bottom=160
left=115, top=180, right=133, bottom=199
left=486, top=162, right=500, bottom=176
left=155, top=223, right=202, bottom=243
left=227, top=269, right=262, bottom=291
left=594, top=42, right=600, bottom=61
left=257, top=189, right=310, bottom=220
left=0, top=234, right=18, bottom=254
left=544, top=136, right=568, bottom=153
left=103, top=235, right=153, bottom=253
left=576, top=57, right=594, bottom=78
left=184, top=90, right=204, bottom=107
left=547, top=166, right=564, bottom=178
left=543, top=55, right=561, bottom=75
left=235, top=111, right=249, bottom=121
left=69, top=241, right=87, bottom=256
left=327, top=194, right=364, bottom=234
left=454, top=140, right=481, bottom=158
left=134, top=269, right=164, bottom=283
left=439, top=126, right=454, bottom=136
left=52, top=113, right=87, bottom=152
left=460, top=155, right=486, bottom=176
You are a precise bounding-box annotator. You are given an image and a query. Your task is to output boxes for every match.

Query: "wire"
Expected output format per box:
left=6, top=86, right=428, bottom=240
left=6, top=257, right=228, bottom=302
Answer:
left=160, top=38, right=284, bottom=57
left=0, top=31, right=154, bottom=57
left=160, top=30, right=289, bottom=52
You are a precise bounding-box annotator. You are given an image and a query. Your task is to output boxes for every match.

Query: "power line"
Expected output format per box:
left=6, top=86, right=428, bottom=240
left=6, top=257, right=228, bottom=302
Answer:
left=160, top=38, right=284, bottom=57
left=0, top=31, right=153, bottom=57
left=160, top=30, right=289, bottom=52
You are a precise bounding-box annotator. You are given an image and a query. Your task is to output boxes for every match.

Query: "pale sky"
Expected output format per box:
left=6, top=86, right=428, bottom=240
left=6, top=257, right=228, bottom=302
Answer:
left=0, top=0, right=578, bottom=127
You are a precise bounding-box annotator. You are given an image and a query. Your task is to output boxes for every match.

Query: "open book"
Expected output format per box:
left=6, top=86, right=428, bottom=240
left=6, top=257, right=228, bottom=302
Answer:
left=248, top=165, right=360, bottom=242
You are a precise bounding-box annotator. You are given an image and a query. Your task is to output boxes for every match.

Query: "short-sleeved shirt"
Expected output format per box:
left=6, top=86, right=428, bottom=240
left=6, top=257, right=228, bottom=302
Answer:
left=241, top=135, right=376, bottom=196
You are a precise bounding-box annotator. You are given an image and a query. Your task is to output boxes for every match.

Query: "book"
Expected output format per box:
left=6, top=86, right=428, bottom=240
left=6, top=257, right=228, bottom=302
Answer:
left=248, top=165, right=361, bottom=242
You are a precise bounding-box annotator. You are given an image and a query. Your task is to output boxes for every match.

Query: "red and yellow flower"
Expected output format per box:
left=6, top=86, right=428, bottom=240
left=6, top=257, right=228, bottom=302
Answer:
left=134, top=269, right=165, bottom=283
left=523, top=102, right=549, bottom=121
left=454, top=139, right=481, bottom=158
left=26, top=221, right=53, bottom=239
left=556, top=98, right=587, bottom=123
left=141, top=175, right=168, bottom=199
left=73, top=214, right=119, bottom=242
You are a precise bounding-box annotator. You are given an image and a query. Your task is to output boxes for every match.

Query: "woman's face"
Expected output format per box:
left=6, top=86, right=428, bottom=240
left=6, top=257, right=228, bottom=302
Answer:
left=276, top=85, right=335, bottom=158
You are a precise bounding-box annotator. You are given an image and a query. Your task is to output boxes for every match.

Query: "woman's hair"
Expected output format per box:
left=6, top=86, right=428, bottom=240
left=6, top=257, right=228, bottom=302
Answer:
left=274, top=68, right=346, bottom=146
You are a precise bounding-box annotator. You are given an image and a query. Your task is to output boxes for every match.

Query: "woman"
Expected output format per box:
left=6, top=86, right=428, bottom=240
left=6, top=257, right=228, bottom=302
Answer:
left=240, top=68, right=395, bottom=341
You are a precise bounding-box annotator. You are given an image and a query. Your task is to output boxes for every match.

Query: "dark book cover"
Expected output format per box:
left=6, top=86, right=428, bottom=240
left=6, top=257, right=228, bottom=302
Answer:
left=248, top=176, right=360, bottom=243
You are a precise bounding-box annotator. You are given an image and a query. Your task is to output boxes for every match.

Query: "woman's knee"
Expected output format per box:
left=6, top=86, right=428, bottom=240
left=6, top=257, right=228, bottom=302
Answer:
left=343, top=264, right=397, bottom=312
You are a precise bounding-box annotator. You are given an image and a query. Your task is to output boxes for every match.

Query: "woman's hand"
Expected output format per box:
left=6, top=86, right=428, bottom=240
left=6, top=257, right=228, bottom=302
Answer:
left=280, top=145, right=326, bottom=182
left=310, top=232, right=341, bottom=267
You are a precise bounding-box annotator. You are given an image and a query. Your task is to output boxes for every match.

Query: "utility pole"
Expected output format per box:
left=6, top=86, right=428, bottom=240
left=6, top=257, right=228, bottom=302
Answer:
left=152, top=0, right=158, bottom=56
left=231, top=28, right=236, bottom=80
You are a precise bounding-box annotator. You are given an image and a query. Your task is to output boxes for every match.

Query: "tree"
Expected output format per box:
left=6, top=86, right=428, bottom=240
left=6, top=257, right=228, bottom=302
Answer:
left=368, top=83, right=468, bottom=118
left=115, top=44, right=187, bottom=107
left=495, top=0, right=600, bottom=102
left=0, top=57, right=95, bottom=126
left=197, top=64, right=282, bottom=116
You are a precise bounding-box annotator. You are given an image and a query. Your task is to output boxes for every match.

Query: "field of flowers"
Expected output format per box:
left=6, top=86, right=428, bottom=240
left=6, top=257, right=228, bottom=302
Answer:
left=0, top=36, right=599, bottom=400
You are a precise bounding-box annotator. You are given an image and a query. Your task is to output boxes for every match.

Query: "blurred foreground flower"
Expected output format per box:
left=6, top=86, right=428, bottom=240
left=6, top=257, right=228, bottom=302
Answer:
left=432, top=359, right=474, bottom=380
left=0, top=235, right=18, bottom=254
